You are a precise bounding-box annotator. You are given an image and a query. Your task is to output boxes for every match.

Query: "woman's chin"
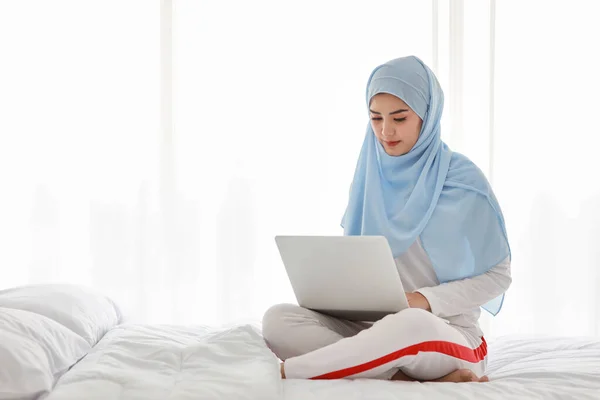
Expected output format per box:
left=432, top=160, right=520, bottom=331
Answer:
left=384, top=147, right=408, bottom=156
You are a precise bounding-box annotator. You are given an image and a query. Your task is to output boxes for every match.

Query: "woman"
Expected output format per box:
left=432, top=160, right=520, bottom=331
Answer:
left=262, top=56, right=511, bottom=383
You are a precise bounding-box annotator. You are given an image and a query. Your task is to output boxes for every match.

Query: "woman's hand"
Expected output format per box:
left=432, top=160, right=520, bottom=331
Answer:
left=405, top=292, right=431, bottom=312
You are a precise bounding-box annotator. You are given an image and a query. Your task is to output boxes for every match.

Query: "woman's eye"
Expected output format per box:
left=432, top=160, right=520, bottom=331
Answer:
left=370, top=117, right=406, bottom=122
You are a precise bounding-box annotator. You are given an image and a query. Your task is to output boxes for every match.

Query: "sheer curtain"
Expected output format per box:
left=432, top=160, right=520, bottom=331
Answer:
left=486, top=0, right=600, bottom=337
left=171, top=0, right=434, bottom=325
left=0, top=1, right=164, bottom=321
left=1, top=1, right=599, bottom=336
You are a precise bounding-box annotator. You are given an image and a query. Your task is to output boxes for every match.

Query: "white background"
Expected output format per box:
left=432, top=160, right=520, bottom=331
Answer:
left=1, top=0, right=599, bottom=337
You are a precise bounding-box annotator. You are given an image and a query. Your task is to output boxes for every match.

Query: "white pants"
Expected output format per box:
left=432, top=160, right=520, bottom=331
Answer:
left=262, top=304, right=487, bottom=380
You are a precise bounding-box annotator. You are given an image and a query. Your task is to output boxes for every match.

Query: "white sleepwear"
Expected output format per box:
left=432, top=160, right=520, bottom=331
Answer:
left=262, top=238, right=511, bottom=380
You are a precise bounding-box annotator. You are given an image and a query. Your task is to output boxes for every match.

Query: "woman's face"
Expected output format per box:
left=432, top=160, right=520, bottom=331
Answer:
left=369, top=93, right=423, bottom=156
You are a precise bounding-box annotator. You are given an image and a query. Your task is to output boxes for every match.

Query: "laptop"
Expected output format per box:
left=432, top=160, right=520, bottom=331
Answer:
left=275, top=235, right=409, bottom=321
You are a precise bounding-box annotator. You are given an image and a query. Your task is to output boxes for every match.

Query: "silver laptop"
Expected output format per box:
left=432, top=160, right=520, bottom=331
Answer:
left=275, top=235, right=409, bottom=321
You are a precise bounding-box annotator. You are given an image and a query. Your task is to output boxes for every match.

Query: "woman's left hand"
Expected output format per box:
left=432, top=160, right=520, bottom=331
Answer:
left=405, top=292, right=431, bottom=312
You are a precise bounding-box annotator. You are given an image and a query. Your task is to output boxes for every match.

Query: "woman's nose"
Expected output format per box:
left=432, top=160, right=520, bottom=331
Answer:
left=381, top=120, right=395, bottom=137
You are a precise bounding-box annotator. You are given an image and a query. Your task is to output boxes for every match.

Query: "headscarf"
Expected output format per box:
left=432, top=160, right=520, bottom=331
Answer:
left=341, top=56, right=510, bottom=315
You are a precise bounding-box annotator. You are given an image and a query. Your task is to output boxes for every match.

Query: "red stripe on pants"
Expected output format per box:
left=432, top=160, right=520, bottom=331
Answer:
left=310, top=337, right=487, bottom=380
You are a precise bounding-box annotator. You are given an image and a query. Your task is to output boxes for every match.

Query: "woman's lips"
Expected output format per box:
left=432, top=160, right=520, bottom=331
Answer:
left=385, top=140, right=401, bottom=147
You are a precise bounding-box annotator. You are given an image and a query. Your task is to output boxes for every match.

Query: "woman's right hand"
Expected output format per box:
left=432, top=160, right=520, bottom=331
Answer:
left=405, top=292, right=431, bottom=312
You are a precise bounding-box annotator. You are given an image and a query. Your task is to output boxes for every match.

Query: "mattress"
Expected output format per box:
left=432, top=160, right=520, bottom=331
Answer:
left=1, top=284, right=599, bottom=400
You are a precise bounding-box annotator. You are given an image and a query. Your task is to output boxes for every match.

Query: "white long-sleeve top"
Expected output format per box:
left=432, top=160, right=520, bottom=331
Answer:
left=394, top=237, right=511, bottom=342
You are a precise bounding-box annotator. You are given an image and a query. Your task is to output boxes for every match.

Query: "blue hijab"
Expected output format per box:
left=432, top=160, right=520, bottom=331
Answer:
left=341, top=56, right=510, bottom=315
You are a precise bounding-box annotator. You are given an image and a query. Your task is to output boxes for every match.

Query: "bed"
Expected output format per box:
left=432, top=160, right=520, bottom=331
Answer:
left=1, top=285, right=599, bottom=400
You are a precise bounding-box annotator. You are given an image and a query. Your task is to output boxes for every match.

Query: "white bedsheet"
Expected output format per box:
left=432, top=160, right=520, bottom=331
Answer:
left=46, top=324, right=282, bottom=400
left=2, top=284, right=599, bottom=400
left=47, top=326, right=600, bottom=400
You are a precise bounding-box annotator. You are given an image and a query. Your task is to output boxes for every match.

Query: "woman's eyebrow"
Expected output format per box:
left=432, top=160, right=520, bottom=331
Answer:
left=369, top=108, right=409, bottom=115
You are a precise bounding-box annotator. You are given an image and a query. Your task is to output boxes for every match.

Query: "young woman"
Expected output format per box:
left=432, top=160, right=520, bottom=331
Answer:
left=262, top=56, right=511, bottom=383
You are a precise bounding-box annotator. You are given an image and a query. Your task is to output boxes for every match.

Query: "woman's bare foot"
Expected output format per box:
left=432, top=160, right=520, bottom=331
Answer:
left=434, top=369, right=489, bottom=383
left=391, top=370, right=418, bottom=381
left=392, top=368, right=488, bottom=383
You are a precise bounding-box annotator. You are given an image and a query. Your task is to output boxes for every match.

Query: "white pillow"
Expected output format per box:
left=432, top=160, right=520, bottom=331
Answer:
left=0, top=307, right=90, bottom=400
left=0, top=284, right=122, bottom=347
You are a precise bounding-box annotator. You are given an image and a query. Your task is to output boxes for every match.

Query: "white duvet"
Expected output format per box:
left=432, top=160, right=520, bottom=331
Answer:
left=1, top=285, right=599, bottom=400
